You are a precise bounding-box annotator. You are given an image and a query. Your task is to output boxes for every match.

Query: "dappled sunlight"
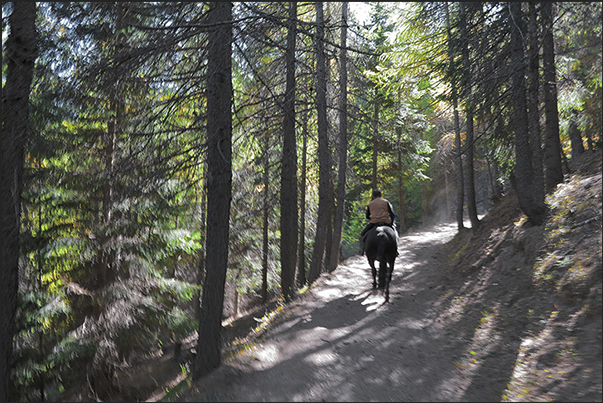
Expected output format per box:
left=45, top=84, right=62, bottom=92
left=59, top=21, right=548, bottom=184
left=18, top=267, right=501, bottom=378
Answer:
left=399, top=218, right=482, bottom=248
left=453, top=304, right=502, bottom=394
left=350, top=289, right=373, bottom=302
left=304, top=350, right=338, bottom=366
left=434, top=264, right=496, bottom=329
left=245, top=324, right=346, bottom=370
left=251, top=343, right=280, bottom=366
left=503, top=310, right=560, bottom=401
left=340, top=254, right=374, bottom=270
left=396, top=249, right=412, bottom=260
left=312, top=287, right=345, bottom=301
left=402, top=229, right=453, bottom=246
left=436, top=292, right=471, bottom=325
left=360, top=290, right=387, bottom=311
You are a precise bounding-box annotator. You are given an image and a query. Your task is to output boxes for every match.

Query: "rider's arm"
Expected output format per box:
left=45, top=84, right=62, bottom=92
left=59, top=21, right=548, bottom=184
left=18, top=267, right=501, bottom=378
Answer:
left=387, top=202, right=395, bottom=225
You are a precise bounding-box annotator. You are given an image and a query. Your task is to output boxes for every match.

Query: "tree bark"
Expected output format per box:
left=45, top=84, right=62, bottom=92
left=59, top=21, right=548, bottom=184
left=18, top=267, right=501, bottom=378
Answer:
left=527, top=2, right=545, bottom=206
left=308, top=2, right=329, bottom=284
left=1, top=3, right=37, bottom=400
left=261, top=131, right=270, bottom=302
left=464, top=113, right=480, bottom=229
left=372, top=87, right=379, bottom=190
left=328, top=2, right=348, bottom=272
left=509, top=2, right=546, bottom=225
left=542, top=1, right=564, bottom=192
left=396, top=128, right=407, bottom=233
left=194, top=1, right=233, bottom=380
left=280, top=1, right=298, bottom=301
left=296, top=114, right=309, bottom=288
left=196, top=160, right=208, bottom=319
left=568, top=111, right=585, bottom=156
left=445, top=3, right=465, bottom=231
left=96, top=4, right=125, bottom=289
left=460, top=3, right=480, bottom=231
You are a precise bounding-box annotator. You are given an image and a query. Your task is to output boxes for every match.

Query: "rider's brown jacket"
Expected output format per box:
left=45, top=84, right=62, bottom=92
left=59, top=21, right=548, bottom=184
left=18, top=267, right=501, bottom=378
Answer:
left=367, top=197, right=392, bottom=224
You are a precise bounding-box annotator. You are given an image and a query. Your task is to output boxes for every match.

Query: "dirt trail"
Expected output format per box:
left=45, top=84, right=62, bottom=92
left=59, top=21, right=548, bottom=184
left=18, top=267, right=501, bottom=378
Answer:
left=182, top=221, right=475, bottom=402
left=153, top=153, right=601, bottom=403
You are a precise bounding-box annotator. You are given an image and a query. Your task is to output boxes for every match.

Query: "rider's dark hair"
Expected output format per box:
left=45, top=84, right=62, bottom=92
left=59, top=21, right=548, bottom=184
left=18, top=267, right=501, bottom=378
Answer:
left=372, top=189, right=382, bottom=198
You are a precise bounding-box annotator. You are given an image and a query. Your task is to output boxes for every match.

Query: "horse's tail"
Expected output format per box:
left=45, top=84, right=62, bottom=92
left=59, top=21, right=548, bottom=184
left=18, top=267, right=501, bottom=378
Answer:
left=376, top=233, right=388, bottom=289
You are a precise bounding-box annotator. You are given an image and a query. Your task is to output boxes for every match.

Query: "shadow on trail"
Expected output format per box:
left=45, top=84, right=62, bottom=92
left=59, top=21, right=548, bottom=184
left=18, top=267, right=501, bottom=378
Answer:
left=269, top=292, right=374, bottom=333
left=423, top=220, right=594, bottom=402
left=185, top=220, right=596, bottom=402
left=187, top=225, right=463, bottom=401
left=213, top=291, right=464, bottom=401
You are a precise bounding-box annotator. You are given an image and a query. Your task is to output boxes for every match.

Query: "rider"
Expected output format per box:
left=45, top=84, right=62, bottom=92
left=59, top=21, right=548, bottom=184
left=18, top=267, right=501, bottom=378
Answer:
left=358, top=189, right=398, bottom=256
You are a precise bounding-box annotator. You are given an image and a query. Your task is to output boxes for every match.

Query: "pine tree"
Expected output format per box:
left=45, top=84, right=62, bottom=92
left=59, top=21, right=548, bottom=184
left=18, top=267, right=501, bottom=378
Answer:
left=194, top=1, right=233, bottom=379
left=1, top=5, right=38, bottom=400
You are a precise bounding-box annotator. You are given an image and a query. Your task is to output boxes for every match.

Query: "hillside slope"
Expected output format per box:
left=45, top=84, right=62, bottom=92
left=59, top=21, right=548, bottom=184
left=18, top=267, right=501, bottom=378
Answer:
left=437, top=150, right=602, bottom=401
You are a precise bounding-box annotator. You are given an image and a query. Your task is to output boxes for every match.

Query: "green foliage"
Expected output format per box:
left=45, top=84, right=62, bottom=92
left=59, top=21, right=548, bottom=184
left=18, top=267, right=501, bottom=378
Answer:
left=556, top=2, right=602, bottom=151
left=6, top=1, right=600, bottom=400
left=10, top=3, right=209, bottom=400
left=341, top=199, right=366, bottom=255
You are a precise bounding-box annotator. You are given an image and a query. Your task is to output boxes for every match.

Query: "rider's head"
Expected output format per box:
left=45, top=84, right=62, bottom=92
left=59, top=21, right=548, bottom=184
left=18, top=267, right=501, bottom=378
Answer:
left=372, top=189, right=382, bottom=199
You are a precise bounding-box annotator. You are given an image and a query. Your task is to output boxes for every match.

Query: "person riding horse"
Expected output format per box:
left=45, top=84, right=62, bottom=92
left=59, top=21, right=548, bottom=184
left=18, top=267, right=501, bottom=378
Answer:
left=358, top=189, right=399, bottom=256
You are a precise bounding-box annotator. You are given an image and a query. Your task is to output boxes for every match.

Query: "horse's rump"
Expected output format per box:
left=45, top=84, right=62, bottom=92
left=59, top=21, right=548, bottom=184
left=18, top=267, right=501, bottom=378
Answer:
left=365, top=225, right=397, bottom=258
left=364, top=225, right=397, bottom=302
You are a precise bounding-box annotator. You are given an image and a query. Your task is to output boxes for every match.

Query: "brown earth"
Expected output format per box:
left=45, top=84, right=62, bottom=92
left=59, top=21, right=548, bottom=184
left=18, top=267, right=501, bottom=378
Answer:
left=145, top=151, right=601, bottom=403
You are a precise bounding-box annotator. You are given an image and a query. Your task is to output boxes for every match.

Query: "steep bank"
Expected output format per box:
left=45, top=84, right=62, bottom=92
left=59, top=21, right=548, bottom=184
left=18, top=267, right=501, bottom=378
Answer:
left=439, top=151, right=601, bottom=401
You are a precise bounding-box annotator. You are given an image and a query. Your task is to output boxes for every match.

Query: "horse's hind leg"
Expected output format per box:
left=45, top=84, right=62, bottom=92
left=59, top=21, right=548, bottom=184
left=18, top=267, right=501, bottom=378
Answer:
left=384, top=270, right=390, bottom=301
left=378, top=259, right=387, bottom=289
left=369, top=261, right=377, bottom=289
left=384, top=262, right=394, bottom=302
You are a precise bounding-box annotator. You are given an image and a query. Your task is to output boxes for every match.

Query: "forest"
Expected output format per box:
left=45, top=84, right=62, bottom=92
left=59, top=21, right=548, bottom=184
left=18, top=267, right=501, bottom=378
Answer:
left=1, top=2, right=601, bottom=401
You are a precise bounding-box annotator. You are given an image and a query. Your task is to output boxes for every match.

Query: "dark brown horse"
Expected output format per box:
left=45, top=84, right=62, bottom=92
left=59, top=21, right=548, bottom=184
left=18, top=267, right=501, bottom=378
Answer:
left=364, top=225, right=398, bottom=302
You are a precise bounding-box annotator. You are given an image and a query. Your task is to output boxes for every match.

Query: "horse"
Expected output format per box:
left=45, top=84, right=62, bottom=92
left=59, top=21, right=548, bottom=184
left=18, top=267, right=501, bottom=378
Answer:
left=364, top=225, right=398, bottom=302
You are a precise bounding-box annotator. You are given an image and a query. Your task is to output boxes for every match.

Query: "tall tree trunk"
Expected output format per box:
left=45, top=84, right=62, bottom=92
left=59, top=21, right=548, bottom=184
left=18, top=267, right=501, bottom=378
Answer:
left=324, top=195, right=333, bottom=272
left=527, top=2, right=545, bottom=206
left=1, top=3, right=37, bottom=401
left=96, top=5, right=124, bottom=289
left=488, top=158, right=502, bottom=202
left=445, top=3, right=465, bottom=231
left=464, top=114, right=480, bottom=229
left=194, top=1, right=233, bottom=380
left=542, top=1, right=564, bottom=192
left=296, top=114, right=309, bottom=288
left=328, top=2, right=348, bottom=272
left=420, top=132, right=429, bottom=223
left=308, top=2, right=329, bottom=284
left=196, top=160, right=208, bottom=319
left=509, top=2, right=546, bottom=225
left=396, top=128, right=407, bottom=233
left=261, top=131, right=270, bottom=302
left=454, top=102, right=464, bottom=229
left=568, top=110, right=585, bottom=156
left=322, top=2, right=335, bottom=275
left=444, top=165, right=451, bottom=220
left=280, top=1, right=298, bottom=301
left=372, top=87, right=379, bottom=190
left=460, top=3, right=480, bottom=231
